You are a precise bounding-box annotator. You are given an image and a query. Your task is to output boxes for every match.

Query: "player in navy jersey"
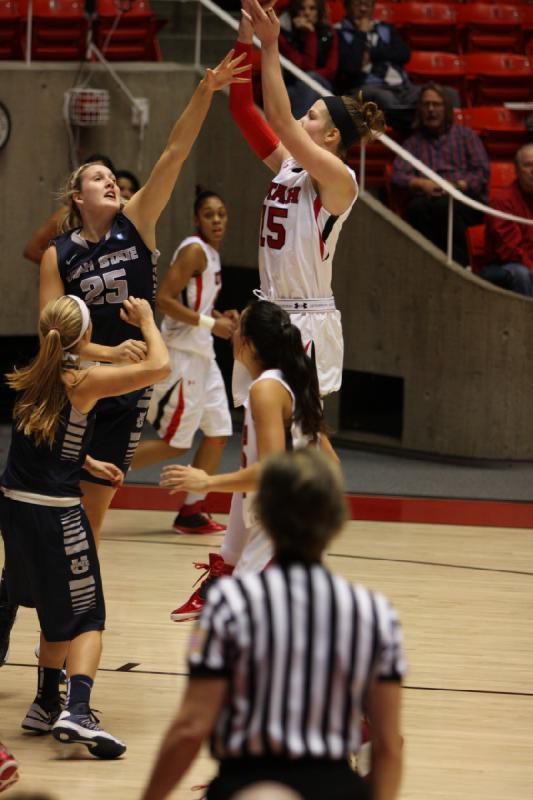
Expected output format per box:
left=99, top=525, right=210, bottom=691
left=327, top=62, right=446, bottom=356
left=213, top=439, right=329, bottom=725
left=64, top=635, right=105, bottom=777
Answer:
left=37, top=50, right=249, bottom=554
left=131, top=188, right=238, bottom=535
left=0, top=294, right=169, bottom=758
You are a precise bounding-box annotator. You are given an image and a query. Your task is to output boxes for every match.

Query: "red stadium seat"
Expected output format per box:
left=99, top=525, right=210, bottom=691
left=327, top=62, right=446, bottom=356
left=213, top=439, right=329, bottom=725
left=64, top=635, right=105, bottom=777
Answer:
left=326, top=0, right=345, bottom=25
left=31, top=0, right=87, bottom=60
left=393, top=3, right=459, bottom=53
left=0, top=0, right=24, bottom=59
left=456, top=4, right=525, bottom=54
left=406, top=51, right=467, bottom=105
left=464, top=53, right=532, bottom=105
left=524, top=5, right=533, bottom=56
left=348, top=136, right=396, bottom=190
left=458, top=106, right=529, bottom=159
left=94, top=0, right=165, bottom=61
left=373, top=3, right=398, bottom=24
left=466, top=225, right=486, bottom=274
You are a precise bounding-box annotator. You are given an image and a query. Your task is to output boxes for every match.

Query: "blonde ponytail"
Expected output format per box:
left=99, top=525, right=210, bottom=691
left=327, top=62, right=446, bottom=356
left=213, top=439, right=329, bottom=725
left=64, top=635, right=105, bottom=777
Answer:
left=6, top=297, right=85, bottom=447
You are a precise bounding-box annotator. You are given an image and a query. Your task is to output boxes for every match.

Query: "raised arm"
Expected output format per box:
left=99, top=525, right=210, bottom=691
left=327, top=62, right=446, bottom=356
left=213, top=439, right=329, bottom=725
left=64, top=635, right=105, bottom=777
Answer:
left=229, top=11, right=288, bottom=174
left=124, top=51, right=250, bottom=250
left=70, top=298, right=170, bottom=411
left=156, top=245, right=235, bottom=340
left=244, top=0, right=356, bottom=215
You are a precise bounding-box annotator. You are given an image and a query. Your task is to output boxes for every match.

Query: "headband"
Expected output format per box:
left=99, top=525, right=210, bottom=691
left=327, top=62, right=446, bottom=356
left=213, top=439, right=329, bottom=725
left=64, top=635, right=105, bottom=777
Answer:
left=323, top=96, right=360, bottom=149
left=64, top=294, right=91, bottom=350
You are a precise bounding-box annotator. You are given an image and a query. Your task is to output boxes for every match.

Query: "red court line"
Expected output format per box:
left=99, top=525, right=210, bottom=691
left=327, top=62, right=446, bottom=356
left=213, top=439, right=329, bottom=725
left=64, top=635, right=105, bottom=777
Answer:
left=111, top=484, right=533, bottom=529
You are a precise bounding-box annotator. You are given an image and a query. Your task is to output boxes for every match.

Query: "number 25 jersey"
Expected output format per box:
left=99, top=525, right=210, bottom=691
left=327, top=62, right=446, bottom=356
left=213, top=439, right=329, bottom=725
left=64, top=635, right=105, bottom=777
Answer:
left=258, top=158, right=357, bottom=300
left=54, top=212, right=159, bottom=347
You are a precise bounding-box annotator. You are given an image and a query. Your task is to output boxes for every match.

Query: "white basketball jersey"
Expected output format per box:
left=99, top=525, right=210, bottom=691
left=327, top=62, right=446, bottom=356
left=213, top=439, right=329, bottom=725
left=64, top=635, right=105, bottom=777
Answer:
left=240, top=368, right=309, bottom=527
left=161, top=235, right=222, bottom=356
left=258, top=158, right=357, bottom=299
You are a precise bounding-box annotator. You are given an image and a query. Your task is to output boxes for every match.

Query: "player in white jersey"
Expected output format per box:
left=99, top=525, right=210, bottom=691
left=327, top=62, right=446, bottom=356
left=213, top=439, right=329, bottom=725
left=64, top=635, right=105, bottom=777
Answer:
left=131, top=190, right=237, bottom=535
left=160, top=300, right=334, bottom=622
left=230, top=2, right=385, bottom=396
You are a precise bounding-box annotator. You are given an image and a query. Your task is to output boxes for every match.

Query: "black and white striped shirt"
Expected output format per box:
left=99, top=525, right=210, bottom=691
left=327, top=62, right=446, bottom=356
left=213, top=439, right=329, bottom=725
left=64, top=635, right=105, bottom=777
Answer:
left=188, top=561, right=406, bottom=760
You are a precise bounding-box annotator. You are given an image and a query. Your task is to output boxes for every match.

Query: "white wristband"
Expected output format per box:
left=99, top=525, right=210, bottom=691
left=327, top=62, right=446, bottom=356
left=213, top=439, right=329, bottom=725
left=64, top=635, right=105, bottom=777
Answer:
left=198, top=314, right=215, bottom=331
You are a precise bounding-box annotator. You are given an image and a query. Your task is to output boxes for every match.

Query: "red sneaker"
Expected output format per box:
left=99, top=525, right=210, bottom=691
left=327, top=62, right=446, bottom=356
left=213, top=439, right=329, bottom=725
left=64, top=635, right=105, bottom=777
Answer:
left=170, top=553, right=234, bottom=622
left=172, top=502, right=227, bottom=535
left=0, top=744, right=19, bottom=794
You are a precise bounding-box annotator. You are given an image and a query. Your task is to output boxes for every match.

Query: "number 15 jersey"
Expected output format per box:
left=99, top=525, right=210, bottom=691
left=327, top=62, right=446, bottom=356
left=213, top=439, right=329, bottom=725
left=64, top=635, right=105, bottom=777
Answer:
left=258, top=158, right=357, bottom=300
left=55, top=212, right=159, bottom=347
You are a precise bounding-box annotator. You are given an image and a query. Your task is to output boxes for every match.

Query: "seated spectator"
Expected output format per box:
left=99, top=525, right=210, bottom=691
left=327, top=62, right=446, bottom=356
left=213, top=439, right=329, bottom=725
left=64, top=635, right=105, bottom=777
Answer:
left=279, top=0, right=338, bottom=118
left=391, top=83, right=489, bottom=266
left=480, top=143, right=533, bottom=297
left=115, top=169, right=140, bottom=201
left=336, top=0, right=417, bottom=129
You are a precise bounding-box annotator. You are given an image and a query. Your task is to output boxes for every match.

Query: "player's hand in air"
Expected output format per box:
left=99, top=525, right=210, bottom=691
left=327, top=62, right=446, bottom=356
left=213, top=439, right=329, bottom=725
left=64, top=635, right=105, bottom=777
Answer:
left=160, top=465, right=210, bottom=495
left=120, top=297, right=155, bottom=329
left=205, top=49, right=251, bottom=93
left=242, top=0, right=280, bottom=47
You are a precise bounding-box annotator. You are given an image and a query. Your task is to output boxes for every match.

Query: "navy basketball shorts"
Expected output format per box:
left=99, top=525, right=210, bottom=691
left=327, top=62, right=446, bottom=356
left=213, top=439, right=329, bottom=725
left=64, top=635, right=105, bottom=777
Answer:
left=0, top=496, right=105, bottom=642
left=80, top=385, right=153, bottom=486
left=208, top=757, right=370, bottom=800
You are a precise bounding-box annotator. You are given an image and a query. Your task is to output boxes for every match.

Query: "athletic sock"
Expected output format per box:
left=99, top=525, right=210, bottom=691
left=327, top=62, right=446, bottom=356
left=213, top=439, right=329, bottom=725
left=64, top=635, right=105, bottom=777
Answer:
left=36, top=666, right=62, bottom=711
left=182, top=492, right=207, bottom=510
left=66, top=674, right=94, bottom=713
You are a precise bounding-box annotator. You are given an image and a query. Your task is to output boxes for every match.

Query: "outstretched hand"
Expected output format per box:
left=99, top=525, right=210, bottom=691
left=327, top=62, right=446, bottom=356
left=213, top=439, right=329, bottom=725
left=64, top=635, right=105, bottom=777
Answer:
left=242, top=0, right=280, bottom=47
left=205, top=49, right=251, bottom=92
left=160, top=465, right=210, bottom=495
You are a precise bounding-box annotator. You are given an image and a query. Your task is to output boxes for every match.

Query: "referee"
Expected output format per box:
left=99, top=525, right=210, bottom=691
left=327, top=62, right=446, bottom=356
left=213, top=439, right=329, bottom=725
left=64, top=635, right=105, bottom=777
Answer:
left=141, top=449, right=405, bottom=800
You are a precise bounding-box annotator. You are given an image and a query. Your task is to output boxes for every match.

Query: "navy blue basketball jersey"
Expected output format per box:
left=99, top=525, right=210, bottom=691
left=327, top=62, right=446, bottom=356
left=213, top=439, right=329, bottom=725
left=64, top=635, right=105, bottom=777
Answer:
left=55, top=212, right=158, bottom=347
left=2, top=401, right=96, bottom=498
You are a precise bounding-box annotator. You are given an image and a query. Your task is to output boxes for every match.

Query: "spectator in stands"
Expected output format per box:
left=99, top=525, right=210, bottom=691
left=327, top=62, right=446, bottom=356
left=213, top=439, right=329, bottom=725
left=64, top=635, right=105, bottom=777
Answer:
left=480, top=143, right=533, bottom=296
left=115, top=169, right=141, bottom=201
left=336, top=0, right=417, bottom=128
left=279, top=0, right=338, bottom=119
left=391, top=83, right=489, bottom=266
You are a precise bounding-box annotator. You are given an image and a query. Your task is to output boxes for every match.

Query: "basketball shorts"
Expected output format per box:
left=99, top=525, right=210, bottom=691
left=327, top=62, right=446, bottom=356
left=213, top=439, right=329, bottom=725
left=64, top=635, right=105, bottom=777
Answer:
left=207, top=757, right=369, bottom=800
left=80, top=386, right=153, bottom=486
left=148, top=349, right=232, bottom=450
left=291, top=309, right=343, bottom=397
left=231, top=310, right=343, bottom=406
left=0, top=496, right=105, bottom=642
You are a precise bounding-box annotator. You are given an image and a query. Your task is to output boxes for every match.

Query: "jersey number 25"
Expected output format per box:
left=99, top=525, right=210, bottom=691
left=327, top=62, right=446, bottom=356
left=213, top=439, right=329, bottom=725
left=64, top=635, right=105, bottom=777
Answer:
left=80, top=268, right=128, bottom=306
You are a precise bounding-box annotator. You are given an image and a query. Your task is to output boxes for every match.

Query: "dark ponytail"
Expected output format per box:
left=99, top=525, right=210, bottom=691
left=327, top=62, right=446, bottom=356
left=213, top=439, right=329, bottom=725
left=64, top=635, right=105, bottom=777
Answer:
left=241, top=302, right=323, bottom=440
left=194, top=185, right=223, bottom=216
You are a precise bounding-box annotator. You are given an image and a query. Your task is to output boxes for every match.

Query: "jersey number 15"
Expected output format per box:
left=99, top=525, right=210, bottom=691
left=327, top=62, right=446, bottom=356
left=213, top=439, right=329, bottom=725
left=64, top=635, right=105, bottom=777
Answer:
left=259, top=206, right=288, bottom=250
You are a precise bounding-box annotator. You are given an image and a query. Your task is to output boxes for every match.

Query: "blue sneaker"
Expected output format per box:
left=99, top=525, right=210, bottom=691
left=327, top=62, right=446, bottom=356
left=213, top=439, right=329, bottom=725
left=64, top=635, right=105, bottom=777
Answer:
left=21, top=700, right=62, bottom=734
left=52, top=708, right=126, bottom=759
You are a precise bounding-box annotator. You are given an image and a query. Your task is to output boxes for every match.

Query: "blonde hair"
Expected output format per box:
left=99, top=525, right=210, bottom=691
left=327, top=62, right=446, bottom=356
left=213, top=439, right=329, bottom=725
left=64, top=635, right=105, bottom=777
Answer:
left=58, top=162, right=123, bottom=233
left=6, top=296, right=86, bottom=447
left=335, top=94, right=386, bottom=156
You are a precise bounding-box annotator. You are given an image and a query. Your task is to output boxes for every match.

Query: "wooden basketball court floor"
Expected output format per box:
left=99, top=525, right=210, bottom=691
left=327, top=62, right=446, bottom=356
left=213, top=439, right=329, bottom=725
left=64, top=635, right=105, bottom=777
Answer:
left=1, top=505, right=532, bottom=799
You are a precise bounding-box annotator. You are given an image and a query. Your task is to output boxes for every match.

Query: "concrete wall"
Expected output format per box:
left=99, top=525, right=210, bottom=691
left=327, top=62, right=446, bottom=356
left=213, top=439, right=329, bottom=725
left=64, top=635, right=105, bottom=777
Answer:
left=2, top=63, right=533, bottom=459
